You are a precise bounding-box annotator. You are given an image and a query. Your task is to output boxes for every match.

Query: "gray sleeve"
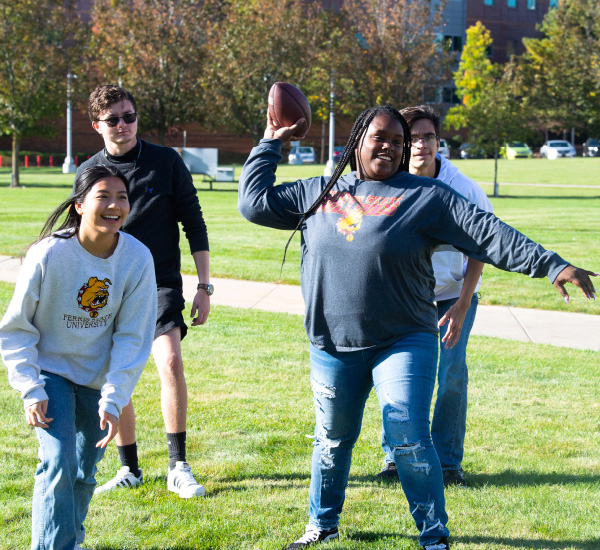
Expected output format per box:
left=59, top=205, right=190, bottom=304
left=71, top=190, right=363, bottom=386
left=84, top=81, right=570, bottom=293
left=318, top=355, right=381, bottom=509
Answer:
left=100, top=251, right=157, bottom=418
left=238, top=139, right=307, bottom=230
left=431, top=189, right=569, bottom=282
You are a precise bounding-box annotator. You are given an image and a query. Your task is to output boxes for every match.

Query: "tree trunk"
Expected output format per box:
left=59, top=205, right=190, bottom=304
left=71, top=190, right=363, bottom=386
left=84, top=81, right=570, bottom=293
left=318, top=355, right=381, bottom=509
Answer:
left=11, top=132, right=20, bottom=188
left=493, top=148, right=499, bottom=198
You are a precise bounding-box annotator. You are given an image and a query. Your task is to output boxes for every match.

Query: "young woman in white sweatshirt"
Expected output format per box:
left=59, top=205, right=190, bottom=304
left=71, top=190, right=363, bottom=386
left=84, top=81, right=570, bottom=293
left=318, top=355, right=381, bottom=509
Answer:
left=0, top=164, right=156, bottom=550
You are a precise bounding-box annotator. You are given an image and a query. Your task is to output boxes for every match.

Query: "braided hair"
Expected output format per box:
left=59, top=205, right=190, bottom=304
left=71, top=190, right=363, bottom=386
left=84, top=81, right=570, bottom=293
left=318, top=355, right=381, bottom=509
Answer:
left=281, top=105, right=411, bottom=269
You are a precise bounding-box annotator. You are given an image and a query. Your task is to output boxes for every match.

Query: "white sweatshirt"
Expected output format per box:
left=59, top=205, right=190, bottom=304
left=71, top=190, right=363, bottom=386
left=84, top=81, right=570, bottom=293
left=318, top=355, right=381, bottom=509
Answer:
left=0, top=232, right=157, bottom=419
left=433, top=155, right=494, bottom=301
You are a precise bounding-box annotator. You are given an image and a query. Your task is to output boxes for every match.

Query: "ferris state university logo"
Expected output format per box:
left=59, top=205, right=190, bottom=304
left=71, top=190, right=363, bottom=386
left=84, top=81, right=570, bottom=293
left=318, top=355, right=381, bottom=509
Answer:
left=318, top=192, right=404, bottom=242
left=77, top=277, right=112, bottom=318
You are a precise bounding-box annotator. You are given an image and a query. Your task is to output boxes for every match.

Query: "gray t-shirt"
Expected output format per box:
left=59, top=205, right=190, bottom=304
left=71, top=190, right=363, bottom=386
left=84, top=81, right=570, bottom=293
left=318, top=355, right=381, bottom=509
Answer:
left=239, top=139, right=568, bottom=352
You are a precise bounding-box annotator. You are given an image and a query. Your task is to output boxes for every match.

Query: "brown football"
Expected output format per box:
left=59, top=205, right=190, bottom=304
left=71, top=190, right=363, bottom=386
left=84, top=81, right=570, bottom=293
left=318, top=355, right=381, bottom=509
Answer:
left=268, top=82, right=311, bottom=136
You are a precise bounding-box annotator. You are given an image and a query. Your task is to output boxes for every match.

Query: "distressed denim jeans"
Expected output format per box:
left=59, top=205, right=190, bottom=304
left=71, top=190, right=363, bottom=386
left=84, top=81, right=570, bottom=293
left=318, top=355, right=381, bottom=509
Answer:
left=308, top=332, right=449, bottom=546
left=382, top=294, right=478, bottom=471
left=31, top=371, right=107, bottom=550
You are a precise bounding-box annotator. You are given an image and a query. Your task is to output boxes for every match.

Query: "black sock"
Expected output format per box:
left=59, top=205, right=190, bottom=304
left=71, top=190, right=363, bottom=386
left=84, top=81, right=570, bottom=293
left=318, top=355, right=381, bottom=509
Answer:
left=167, top=431, right=186, bottom=470
left=117, top=443, right=141, bottom=478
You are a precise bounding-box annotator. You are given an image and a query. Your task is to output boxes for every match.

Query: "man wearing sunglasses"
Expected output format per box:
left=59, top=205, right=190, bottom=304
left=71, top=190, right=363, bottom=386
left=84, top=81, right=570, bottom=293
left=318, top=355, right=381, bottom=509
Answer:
left=376, top=104, right=493, bottom=488
left=77, top=85, right=211, bottom=499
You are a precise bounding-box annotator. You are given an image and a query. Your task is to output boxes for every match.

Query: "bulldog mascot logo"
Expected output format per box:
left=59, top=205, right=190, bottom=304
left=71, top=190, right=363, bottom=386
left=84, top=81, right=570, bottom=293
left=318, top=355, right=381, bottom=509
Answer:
left=77, top=277, right=112, bottom=318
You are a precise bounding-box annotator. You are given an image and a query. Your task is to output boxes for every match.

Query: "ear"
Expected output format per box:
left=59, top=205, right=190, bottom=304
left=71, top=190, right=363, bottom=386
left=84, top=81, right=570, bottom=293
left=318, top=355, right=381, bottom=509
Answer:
left=92, top=121, right=102, bottom=134
left=74, top=202, right=83, bottom=215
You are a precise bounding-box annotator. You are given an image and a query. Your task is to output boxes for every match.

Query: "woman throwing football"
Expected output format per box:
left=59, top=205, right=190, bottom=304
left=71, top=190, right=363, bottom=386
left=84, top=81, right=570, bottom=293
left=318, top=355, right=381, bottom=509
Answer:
left=238, top=104, right=596, bottom=550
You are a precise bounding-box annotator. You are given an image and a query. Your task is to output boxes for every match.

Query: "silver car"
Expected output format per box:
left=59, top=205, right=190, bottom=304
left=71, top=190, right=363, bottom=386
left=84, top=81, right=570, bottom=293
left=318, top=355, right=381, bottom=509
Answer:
left=539, top=140, right=576, bottom=159
left=288, top=146, right=316, bottom=164
left=438, top=138, right=450, bottom=159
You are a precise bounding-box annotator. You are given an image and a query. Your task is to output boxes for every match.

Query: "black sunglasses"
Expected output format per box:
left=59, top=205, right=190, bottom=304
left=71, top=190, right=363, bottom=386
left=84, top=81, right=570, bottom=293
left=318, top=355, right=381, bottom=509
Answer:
left=97, top=112, right=138, bottom=127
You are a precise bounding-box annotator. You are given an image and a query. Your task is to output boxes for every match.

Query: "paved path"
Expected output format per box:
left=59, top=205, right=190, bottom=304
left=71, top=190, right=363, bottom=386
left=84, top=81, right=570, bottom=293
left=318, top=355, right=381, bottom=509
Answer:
left=1, top=255, right=598, bottom=352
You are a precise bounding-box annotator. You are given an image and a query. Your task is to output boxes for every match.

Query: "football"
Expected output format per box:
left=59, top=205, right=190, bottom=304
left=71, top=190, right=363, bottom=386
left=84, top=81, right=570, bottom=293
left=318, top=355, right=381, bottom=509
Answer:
left=268, top=82, right=311, bottom=136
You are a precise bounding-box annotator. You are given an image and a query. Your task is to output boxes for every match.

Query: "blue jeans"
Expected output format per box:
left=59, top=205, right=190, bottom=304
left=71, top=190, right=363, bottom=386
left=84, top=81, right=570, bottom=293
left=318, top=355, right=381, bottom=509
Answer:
left=382, top=294, right=478, bottom=471
left=31, top=371, right=107, bottom=550
left=309, top=332, right=449, bottom=546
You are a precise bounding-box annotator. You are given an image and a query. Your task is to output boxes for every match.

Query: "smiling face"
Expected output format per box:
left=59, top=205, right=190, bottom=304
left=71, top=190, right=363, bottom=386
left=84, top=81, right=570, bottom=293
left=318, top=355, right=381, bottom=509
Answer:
left=75, top=177, right=130, bottom=242
left=355, top=114, right=404, bottom=181
left=91, top=99, right=138, bottom=156
left=408, top=117, right=440, bottom=178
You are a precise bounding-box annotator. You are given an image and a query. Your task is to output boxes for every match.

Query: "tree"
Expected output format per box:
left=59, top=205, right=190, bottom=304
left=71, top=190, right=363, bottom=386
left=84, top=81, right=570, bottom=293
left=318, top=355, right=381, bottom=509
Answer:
left=335, top=0, right=454, bottom=113
left=0, top=1, right=79, bottom=187
left=446, top=22, right=532, bottom=196
left=202, top=0, right=331, bottom=144
left=88, top=0, right=210, bottom=145
left=521, top=0, right=600, bottom=138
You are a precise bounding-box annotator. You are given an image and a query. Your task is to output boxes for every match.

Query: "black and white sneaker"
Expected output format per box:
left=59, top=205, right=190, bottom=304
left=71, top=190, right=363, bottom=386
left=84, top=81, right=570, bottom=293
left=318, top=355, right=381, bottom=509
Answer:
left=286, top=524, right=339, bottom=549
left=421, top=536, right=450, bottom=550
left=375, top=461, right=398, bottom=481
left=442, top=468, right=466, bottom=488
left=94, top=466, right=143, bottom=495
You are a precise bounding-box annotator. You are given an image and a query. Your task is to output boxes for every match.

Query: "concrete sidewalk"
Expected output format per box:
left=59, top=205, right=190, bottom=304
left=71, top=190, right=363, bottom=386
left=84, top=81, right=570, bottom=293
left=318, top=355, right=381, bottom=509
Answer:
left=1, top=254, right=598, bottom=352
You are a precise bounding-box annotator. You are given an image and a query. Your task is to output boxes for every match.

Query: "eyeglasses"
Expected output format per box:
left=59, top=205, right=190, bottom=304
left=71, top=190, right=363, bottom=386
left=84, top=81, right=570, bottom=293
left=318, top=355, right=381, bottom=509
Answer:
left=97, top=112, right=138, bottom=127
left=411, top=134, right=437, bottom=145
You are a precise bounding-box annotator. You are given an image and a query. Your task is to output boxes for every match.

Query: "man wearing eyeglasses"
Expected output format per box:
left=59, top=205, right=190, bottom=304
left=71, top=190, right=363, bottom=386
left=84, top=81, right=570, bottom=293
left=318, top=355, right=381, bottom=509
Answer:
left=376, top=104, right=492, bottom=488
left=76, top=85, right=211, bottom=499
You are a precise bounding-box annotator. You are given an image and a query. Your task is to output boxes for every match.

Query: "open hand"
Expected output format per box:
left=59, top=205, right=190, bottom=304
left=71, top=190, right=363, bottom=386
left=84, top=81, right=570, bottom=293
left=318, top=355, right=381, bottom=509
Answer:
left=553, top=266, right=597, bottom=304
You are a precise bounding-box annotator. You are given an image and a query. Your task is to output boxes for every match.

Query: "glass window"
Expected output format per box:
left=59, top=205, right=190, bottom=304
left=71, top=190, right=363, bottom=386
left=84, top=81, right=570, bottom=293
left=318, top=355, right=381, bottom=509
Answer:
left=549, top=0, right=558, bottom=6
left=528, top=0, right=536, bottom=9
left=507, top=0, right=516, bottom=8
left=484, top=0, right=493, bottom=5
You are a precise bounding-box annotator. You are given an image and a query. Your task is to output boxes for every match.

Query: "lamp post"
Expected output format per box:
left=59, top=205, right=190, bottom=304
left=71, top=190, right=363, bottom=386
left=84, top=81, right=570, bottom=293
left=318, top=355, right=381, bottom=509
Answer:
left=324, top=71, right=336, bottom=177
left=62, top=73, right=77, bottom=174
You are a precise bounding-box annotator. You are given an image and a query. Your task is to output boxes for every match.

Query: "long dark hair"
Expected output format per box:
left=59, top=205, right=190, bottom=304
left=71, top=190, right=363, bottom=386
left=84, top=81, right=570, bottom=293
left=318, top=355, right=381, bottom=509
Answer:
left=36, top=165, right=129, bottom=244
left=281, top=105, right=411, bottom=268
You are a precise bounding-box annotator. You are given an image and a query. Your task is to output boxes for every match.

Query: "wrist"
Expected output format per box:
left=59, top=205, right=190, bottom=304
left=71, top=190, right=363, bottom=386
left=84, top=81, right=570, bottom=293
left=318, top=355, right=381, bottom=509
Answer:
left=197, top=283, right=214, bottom=296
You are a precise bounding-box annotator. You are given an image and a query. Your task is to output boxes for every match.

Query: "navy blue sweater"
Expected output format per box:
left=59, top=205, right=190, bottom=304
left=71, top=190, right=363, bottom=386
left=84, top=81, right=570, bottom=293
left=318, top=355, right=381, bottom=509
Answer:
left=239, top=139, right=568, bottom=352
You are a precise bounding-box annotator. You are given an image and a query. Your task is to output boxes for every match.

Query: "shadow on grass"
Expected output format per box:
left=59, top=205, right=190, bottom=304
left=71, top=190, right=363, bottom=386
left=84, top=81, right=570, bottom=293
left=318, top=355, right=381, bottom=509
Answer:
left=465, top=469, right=600, bottom=487
left=454, top=535, right=600, bottom=549
left=495, top=195, right=600, bottom=200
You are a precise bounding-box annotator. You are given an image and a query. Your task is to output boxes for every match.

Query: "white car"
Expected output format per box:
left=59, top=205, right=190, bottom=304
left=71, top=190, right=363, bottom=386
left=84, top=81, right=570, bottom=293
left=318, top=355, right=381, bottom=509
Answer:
left=288, top=146, right=316, bottom=164
left=438, top=138, right=450, bottom=159
left=539, top=140, right=576, bottom=159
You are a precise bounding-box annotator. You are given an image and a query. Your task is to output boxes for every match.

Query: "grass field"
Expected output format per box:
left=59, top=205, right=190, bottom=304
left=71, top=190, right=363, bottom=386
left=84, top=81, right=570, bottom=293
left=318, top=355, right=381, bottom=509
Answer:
left=1, top=279, right=599, bottom=550
left=2, top=160, right=598, bottom=314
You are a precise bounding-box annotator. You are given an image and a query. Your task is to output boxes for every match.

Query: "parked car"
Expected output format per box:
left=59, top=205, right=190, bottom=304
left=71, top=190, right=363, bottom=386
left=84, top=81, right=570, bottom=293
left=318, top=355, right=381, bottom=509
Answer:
left=438, top=138, right=450, bottom=159
left=332, top=146, right=344, bottom=163
left=500, top=141, right=533, bottom=159
left=539, top=140, right=576, bottom=159
left=582, top=138, right=600, bottom=157
left=459, top=143, right=485, bottom=159
left=288, top=146, right=316, bottom=164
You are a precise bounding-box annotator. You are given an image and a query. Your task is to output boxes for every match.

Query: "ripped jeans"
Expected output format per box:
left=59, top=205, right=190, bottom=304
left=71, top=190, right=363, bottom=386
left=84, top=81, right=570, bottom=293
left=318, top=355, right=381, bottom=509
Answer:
left=308, top=332, right=448, bottom=546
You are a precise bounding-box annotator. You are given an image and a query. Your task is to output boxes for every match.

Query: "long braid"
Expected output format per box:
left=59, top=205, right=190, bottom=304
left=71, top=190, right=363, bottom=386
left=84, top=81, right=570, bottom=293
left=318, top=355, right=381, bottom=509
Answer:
left=280, top=105, right=411, bottom=273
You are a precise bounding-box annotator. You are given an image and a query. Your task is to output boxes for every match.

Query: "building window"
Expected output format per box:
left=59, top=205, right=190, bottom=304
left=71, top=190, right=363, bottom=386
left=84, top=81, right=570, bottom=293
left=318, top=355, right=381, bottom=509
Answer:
left=484, top=0, right=493, bottom=5
left=549, top=0, right=557, bottom=5
left=507, top=0, right=516, bottom=7
left=444, top=35, right=463, bottom=52
left=528, top=0, right=536, bottom=8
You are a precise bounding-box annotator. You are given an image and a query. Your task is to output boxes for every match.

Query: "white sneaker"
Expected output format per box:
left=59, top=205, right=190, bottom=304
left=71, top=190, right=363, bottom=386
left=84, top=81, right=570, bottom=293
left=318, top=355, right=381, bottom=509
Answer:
left=94, top=466, right=143, bottom=495
left=167, top=461, right=205, bottom=498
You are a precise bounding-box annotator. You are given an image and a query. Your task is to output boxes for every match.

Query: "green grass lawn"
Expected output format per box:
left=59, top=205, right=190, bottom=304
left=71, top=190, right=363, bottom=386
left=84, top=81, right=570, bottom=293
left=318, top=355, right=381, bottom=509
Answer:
left=1, top=281, right=599, bottom=550
left=2, top=163, right=597, bottom=314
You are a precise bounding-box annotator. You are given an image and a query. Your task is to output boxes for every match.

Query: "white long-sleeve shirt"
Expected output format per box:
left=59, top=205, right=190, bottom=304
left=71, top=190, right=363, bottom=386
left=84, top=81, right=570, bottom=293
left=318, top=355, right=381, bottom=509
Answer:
left=432, top=154, right=494, bottom=301
left=0, top=232, right=157, bottom=418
